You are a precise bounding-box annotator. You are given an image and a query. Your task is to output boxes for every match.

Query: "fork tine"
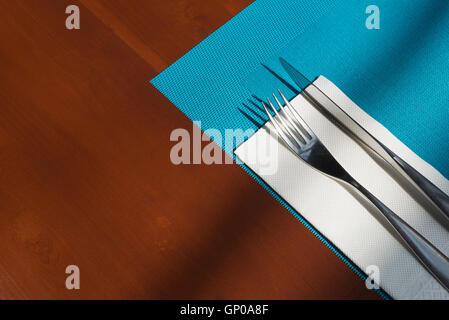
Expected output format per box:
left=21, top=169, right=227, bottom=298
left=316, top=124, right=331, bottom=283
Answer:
left=267, top=98, right=305, bottom=148
left=278, top=90, right=315, bottom=140
left=262, top=102, right=300, bottom=154
left=272, top=93, right=307, bottom=143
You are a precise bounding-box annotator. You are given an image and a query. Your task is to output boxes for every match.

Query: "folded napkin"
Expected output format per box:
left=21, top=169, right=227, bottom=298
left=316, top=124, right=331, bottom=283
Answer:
left=235, top=76, right=449, bottom=300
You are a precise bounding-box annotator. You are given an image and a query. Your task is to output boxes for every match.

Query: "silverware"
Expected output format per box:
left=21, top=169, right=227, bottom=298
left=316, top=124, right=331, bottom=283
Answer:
left=262, top=90, right=449, bottom=291
left=279, top=58, right=449, bottom=221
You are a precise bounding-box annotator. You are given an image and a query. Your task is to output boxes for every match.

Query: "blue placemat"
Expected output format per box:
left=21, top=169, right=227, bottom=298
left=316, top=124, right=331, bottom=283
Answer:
left=151, top=0, right=449, bottom=298
left=152, top=0, right=448, bottom=176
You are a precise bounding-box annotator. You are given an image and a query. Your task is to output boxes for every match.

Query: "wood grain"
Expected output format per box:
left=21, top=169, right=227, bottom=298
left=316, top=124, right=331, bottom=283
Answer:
left=0, top=0, right=379, bottom=299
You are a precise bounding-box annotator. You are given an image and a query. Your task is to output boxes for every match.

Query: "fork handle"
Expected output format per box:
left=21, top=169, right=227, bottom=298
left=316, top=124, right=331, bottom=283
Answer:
left=350, top=180, right=449, bottom=291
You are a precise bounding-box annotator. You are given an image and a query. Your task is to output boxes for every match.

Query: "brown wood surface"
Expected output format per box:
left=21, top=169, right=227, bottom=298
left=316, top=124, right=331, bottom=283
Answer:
left=0, top=0, right=380, bottom=299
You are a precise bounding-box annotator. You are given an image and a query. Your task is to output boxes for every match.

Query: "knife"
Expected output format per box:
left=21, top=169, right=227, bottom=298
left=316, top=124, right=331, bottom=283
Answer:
left=279, top=58, right=449, bottom=221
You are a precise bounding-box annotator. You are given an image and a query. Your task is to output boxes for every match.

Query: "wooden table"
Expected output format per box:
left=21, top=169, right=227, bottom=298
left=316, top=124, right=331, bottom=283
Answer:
left=0, top=0, right=379, bottom=299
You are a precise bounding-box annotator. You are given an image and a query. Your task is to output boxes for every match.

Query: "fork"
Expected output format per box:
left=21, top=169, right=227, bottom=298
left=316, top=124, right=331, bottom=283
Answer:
left=262, top=90, right=449, bottom=291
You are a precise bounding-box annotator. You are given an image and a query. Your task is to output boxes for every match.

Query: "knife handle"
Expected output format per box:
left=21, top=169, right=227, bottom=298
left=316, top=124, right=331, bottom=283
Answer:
left=383, top=145, right=449, bottom=220
left=350, top=179, right=449, bottom=291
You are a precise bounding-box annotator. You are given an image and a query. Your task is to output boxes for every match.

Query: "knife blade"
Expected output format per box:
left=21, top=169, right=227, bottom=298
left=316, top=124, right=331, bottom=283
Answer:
left=279, top=57, right=449, bottom=221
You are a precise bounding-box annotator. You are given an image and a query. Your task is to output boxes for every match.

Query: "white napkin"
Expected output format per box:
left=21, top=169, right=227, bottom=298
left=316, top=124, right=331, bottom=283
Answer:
left=234, top=76, right=449, bottom=300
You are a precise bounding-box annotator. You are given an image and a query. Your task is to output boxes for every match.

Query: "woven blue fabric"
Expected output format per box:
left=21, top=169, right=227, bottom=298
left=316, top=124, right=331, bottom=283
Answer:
left=152, top=0, right=449, bottom=177
left=151, top=0, right=448, bottom=298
